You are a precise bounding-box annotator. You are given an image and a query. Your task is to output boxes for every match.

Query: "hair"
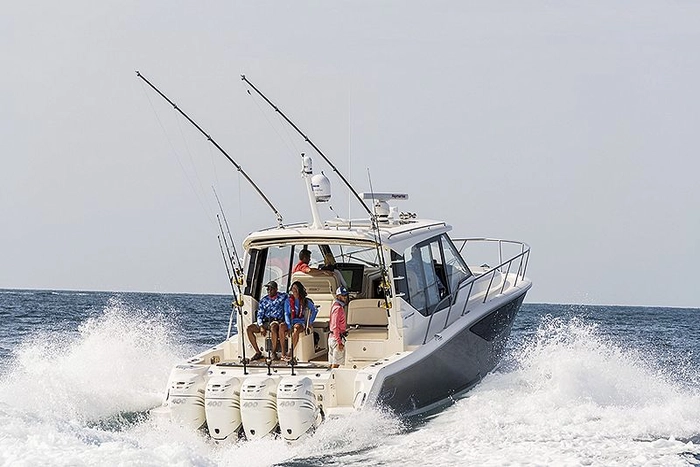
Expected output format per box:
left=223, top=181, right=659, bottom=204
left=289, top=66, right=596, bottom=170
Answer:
left=290, top=280, right=309, bottom=313
left=299, top=249, right=311, bottom=262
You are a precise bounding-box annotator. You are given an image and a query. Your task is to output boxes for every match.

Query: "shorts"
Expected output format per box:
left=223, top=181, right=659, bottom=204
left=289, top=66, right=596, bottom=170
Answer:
left=253, top=321, right=282, bottom=331
left=328, top=334, right=346, bottom=365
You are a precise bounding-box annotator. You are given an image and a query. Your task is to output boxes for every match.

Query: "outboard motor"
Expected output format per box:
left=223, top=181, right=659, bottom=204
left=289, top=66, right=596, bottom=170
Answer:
left=165, top=365, right=209, bottom=429
left=240, top=375, right=280, bottom=440
left=205, top=374, right=243, bottom=441
left=277, top=376, right=323, bottom=442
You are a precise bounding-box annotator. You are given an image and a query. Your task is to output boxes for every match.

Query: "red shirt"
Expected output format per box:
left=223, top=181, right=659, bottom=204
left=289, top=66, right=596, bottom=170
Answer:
left=293, top=261, right=311, bottom=274
left=329, top=299, right=347, bottom=341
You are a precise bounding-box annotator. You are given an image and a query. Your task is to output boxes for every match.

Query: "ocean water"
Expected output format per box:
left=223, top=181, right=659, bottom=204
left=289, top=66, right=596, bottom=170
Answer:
left=0, top=289, right=698, bottom=466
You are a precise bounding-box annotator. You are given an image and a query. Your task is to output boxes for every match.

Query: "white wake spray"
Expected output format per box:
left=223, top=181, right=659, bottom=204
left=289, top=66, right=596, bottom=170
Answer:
left=2, top=306, right=698, bottom=466
left=0, top=297, right=190, bottom=422
left=360, top=315, right=700, bottom=466
left=121, top=406, right=405, bottom=467
left=0, top=297, right=406, bottom=466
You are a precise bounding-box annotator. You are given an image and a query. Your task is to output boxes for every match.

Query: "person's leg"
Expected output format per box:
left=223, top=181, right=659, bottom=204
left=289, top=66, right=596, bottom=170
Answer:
left=335, top=339, right=346, bottom=367
left=269, top=322, right=279, bottom=357
left=246, top=324, right=261, bottom=354
left=328, top=335, right=339, bottom=368
left=290, top=324, right=304, bottom=358
left=278, top=323, right=288, bottom=358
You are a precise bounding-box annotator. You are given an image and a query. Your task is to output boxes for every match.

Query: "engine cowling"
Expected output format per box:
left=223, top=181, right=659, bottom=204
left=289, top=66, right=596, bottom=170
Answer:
left=205, top=373, right=243, bottom=441
left=166, top=364, right=209, bottom=429
left=277, top=376, right=322, bottom=442
left=240, top=375, right=280, bottom=439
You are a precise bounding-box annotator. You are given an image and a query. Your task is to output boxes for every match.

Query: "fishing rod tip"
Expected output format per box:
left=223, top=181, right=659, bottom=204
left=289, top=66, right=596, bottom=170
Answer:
left=240, top=74, right=246, bottom=80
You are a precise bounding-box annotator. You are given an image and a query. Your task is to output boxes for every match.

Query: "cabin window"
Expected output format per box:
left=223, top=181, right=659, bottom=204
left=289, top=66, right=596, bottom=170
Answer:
left=440, top=235, right=472, bottom=292
left=403, top=239, right=443, bottom=316
left=243, top=246, right=294, bottom=299
left=261, top=245, right=295, bottom=297
left=244, top=248, right=265, bottom=298
left=391, top=251, right=409, bottom=300
left=399, top=235, right=472, bottom=316
left=299, top=244, right=329, bottom=269
left=248, top=242, right=384, bottom=300
left=293, top=243, right=383, bottom=297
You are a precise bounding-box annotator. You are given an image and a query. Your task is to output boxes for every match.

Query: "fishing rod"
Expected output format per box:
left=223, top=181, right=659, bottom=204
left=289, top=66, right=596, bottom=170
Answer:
left=217, top=233, right=238, bottom=336
left=367, top=169, right=393, bottom=312
left=218, top=235, right=248, bottom=374
left=213, top=187, right=243, bottom=279
left=242, top=75, right=394, bottom=311
left=240, top=75, right=373, bottom=218
left=217, top=213, right=246, bottom=342
left=136, top=71, right=284, bottom=228
left=217, top=213, right=242, bottom=299
left=211, top=189, right=251, bottom=365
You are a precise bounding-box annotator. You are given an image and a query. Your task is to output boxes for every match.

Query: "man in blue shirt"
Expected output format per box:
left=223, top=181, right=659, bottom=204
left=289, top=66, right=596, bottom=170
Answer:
left=246, top=280, right=288, bottom=361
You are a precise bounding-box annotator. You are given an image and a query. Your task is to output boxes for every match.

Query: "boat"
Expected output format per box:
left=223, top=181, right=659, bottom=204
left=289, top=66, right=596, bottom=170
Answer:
left=143, top=73, right=532, bottom=442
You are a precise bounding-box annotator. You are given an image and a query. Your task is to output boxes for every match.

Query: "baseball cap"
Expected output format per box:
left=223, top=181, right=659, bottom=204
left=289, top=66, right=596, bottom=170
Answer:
left=335, top=285, right=349, bottom=296
left=265, top=280, right=278, bottom=289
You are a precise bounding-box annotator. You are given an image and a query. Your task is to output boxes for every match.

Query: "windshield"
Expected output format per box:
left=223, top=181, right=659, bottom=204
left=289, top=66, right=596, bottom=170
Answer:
left=246, top=241, right=383, bottom=299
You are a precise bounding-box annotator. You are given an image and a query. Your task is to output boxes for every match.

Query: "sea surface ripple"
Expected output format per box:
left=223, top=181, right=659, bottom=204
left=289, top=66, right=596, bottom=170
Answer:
left=0, top=289, right=698, bottom=466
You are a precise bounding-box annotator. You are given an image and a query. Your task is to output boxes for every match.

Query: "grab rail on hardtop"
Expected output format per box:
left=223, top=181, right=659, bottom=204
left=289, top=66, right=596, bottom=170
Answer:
left=421, top=238, right=530, bottom=344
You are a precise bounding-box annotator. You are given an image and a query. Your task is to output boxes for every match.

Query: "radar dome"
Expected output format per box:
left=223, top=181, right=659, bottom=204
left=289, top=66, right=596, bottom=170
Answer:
left=311, top=172, right=331, bottom=202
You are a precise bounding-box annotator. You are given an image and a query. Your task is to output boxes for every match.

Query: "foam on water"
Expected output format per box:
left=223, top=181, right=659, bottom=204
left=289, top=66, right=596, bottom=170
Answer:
left=0, top=298, right=404, bottom=466
left=0, top=298, right=188, bottom=422
left=1, top=303, right=699, bottom=466
left=361, top=316, right=700, bottom=466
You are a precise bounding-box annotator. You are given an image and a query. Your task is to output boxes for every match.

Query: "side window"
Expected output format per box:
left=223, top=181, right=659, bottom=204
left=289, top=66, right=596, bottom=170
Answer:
left=391, top=250, right=409, bottom=302
left=404, top=245, right=427, bottom=313
left=440, top=235, right=472, bottom=292
left=305, top=244, right=326, bottom=269
left=244, top=248, right=266, bottom=298
left=418, top=243, right=441, bottom=308
left=403, top=237, right=447, bottom=316
left=429, top=241, right=448, bottom=300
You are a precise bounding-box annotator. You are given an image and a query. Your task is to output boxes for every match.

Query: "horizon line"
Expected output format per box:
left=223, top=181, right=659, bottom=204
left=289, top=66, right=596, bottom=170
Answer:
left=1, top=287, right=697, bottom=311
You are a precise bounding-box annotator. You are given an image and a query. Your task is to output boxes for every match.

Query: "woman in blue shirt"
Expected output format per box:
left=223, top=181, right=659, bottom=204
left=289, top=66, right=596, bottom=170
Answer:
left=283, top=280, right=318, bottom=362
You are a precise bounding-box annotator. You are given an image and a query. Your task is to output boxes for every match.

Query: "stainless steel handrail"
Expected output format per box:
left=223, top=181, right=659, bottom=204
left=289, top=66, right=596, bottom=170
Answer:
left=420, top=238, right=531, bottom=344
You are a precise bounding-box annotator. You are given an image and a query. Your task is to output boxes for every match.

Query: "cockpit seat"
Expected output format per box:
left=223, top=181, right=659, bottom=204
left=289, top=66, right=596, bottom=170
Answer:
left=346, top=299, right=388, bottom=340
left=290, top=271, right=340, bottom=323
left=344, top=299, right=389, bottom=362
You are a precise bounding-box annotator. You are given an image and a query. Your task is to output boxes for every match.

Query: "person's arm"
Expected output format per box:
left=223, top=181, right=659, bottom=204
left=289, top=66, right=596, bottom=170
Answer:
left=256, top=299, right=264, bottom=326
left=330, top=302, right=343, bottom=342
left=338, top=305, right=346, bottom=349
left=294, top=262, right=312, bottom=274
left=329, top=305, right=337, bottom=339
left=306, top=267, right=333, bottom=277
left=284, top=299, right=291, bottom=328
left=276, top=293, right=288, bottom=322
